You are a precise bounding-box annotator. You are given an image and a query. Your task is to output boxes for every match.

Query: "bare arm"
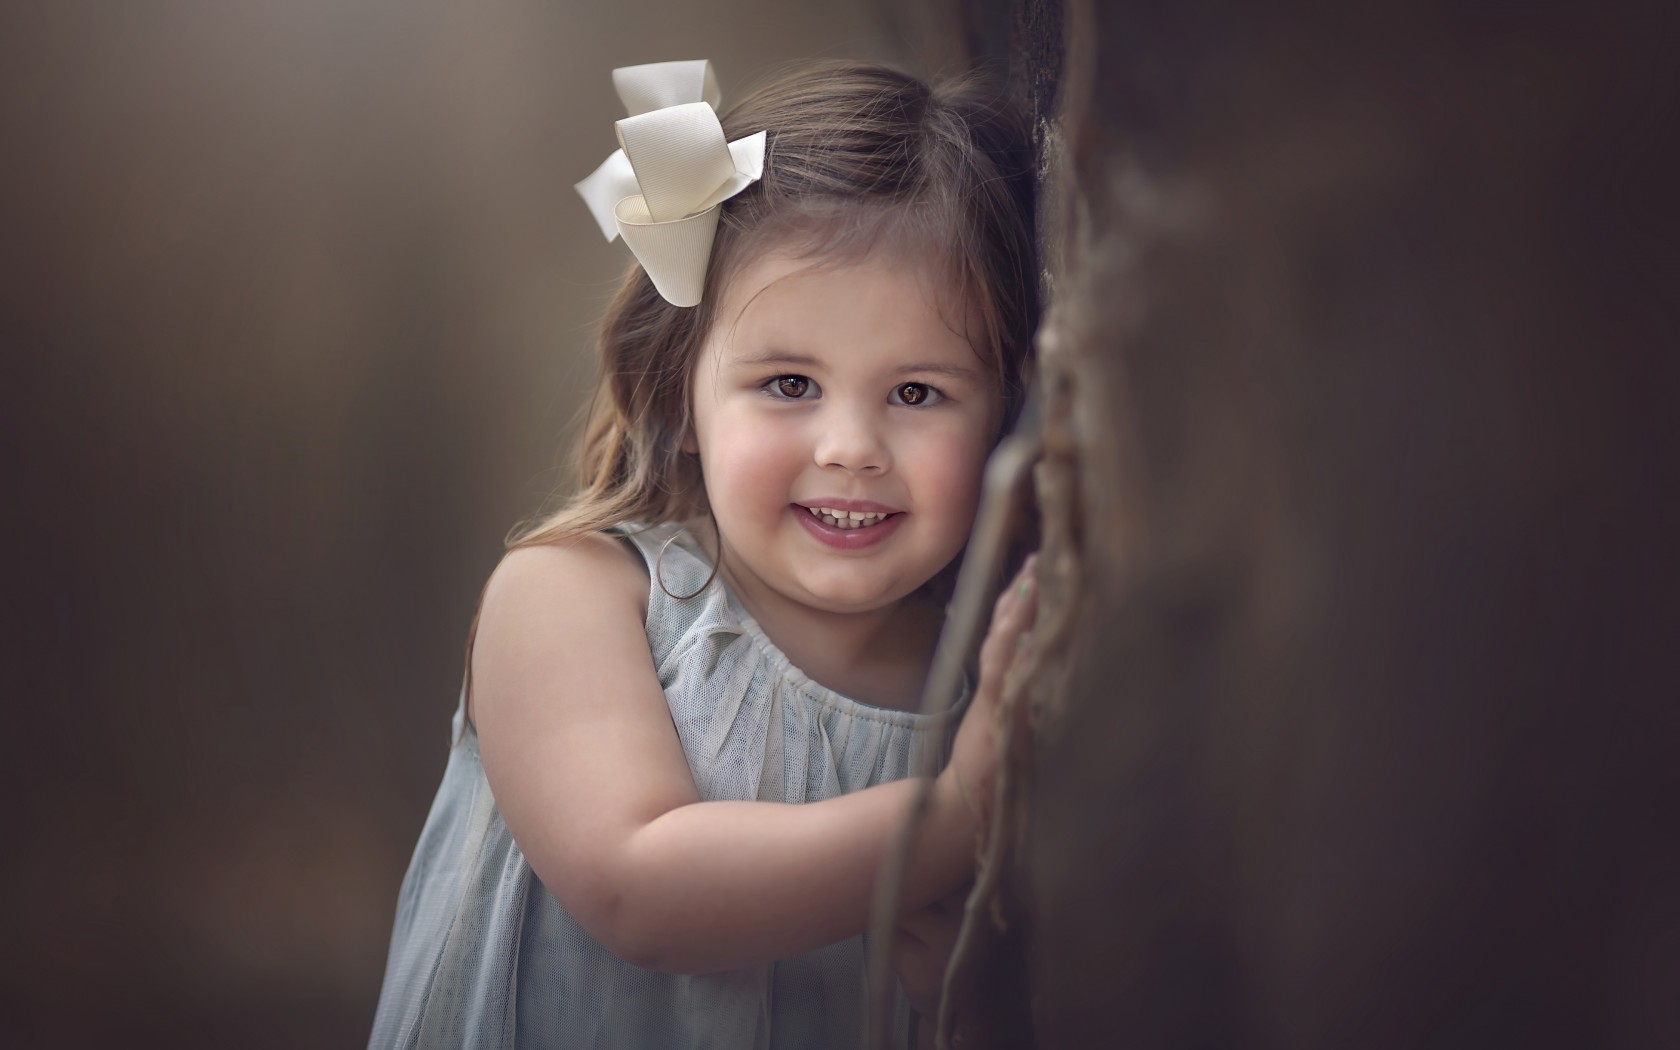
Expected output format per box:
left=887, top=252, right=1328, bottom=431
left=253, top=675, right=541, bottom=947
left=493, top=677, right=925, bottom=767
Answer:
left=472, top=536, right=1034, bottom=974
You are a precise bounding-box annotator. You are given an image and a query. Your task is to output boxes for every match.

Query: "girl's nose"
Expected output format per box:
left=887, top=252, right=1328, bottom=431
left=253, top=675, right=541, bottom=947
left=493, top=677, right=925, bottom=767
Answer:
left=813, top=405, right=890, bottom=475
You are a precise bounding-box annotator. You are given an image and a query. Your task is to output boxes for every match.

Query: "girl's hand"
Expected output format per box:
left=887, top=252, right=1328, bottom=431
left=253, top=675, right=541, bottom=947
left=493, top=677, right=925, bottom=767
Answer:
left=892, top=885, right=966, bottom=1014
left=940, top=554, right=1038, bottom=827
left=892, top=884, right=967, bottom=1025
left=477, top=538, right=1018, bottom=973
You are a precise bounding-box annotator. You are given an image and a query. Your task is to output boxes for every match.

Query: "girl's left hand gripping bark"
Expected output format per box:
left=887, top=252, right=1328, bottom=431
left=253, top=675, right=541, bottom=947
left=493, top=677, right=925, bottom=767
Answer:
left=943, top=553, right=1038, bottom=823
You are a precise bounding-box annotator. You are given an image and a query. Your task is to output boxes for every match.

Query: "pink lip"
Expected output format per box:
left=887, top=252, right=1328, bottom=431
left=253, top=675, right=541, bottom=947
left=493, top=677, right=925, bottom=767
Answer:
left=792, top=504, right=906, bottom=550
left=795, top=498, right=902, bottom=514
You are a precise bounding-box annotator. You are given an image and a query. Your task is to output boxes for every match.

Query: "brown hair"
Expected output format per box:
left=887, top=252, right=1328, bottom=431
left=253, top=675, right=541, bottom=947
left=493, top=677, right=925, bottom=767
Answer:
left=512, top=60, right=1039, bottom=550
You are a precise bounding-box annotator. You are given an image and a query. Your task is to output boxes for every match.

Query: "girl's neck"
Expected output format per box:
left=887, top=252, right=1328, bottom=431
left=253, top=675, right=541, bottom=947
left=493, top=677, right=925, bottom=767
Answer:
left=694, top=524, right=944, bottom=712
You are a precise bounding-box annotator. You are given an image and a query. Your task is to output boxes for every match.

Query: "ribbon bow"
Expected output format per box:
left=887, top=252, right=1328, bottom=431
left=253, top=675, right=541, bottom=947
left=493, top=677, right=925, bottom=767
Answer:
left=574, top=60, right=767, bottom=307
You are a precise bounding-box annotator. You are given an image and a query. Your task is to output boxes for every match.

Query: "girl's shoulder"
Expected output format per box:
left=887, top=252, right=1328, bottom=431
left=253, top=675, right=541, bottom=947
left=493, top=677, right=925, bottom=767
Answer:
left=484, top=530, right=652, bottom=628
left=493, top=528, right=651, bottom=582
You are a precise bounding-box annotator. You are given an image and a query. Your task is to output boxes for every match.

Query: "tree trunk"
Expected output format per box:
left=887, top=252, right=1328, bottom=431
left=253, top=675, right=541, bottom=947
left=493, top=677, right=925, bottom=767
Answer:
left=939, top=1, right=1680, bottom=1046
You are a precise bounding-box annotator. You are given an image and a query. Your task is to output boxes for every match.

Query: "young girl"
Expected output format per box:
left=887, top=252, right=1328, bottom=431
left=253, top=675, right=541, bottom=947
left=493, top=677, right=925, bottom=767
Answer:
left=369, top=59, right=1039, bottom=1049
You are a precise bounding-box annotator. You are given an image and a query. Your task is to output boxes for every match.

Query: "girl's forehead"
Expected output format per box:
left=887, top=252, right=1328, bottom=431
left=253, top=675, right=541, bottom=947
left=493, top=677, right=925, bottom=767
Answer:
left=707, top=245, right=981, bottom=359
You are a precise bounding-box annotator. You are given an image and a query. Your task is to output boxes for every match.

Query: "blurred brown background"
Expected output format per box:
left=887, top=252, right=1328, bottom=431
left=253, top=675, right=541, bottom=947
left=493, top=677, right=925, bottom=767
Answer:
left=14, top=1, right=1677, bottom=1047
left=0, top=2, right=941, bottom=1044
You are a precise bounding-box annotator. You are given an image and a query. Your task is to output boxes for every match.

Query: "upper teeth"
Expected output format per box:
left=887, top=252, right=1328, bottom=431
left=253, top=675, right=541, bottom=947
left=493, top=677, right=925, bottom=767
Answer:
left=807, top=506, right=889, bottom=529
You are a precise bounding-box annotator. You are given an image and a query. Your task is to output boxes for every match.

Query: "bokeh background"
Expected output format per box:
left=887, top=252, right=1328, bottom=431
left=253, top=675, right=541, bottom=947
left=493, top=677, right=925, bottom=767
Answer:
left=0, top=2, right=958, bottom=1044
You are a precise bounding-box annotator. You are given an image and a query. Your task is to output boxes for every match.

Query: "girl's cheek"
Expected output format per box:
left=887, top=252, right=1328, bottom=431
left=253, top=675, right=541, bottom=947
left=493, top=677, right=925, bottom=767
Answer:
left=915, top=429, right=990, bottom=503
left=733, top=416, right=804, bottom=469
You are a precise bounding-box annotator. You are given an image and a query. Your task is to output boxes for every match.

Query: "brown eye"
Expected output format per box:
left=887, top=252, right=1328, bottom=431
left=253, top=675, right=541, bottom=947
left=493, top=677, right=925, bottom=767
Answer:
left=775, top=376, right=810, bottom=398
left=894, top=382, right=933, bottom=406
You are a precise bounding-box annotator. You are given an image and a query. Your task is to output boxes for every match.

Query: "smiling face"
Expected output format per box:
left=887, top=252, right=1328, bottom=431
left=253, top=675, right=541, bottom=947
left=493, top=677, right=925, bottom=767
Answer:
left=686, top=244, right=1002, bottom=621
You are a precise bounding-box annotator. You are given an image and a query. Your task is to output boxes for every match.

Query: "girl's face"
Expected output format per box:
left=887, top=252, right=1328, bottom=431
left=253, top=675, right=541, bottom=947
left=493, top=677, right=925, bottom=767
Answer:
left=686, top=246, right=1001, bottom=619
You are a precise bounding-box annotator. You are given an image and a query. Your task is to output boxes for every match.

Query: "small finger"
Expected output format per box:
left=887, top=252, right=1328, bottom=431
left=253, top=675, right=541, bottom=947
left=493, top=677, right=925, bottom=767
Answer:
left=1000, top=555, right=1039, bottom=631
left=1006, top=553, right=1037, bottom=602
left=974, top=555, right=1039, bottom=704
left=986, top=553, right=1031, bottom=609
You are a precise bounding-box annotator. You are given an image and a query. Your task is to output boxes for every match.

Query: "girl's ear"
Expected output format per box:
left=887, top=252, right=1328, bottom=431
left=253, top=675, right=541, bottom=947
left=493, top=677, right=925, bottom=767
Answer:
left=680, top=429, right=699, bottom=455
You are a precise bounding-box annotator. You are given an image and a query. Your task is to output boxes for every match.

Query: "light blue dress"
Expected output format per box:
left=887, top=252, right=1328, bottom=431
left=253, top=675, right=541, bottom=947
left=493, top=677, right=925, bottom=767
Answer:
left=368, top=522, right=961, bottom=1049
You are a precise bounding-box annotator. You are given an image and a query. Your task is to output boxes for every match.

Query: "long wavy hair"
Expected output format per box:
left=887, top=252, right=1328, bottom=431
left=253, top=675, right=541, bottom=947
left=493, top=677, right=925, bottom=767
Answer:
left=512, top=60, right=1040, bottom=551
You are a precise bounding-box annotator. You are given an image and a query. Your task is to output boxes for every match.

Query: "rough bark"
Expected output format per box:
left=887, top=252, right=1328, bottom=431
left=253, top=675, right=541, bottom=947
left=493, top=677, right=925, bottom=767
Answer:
left=942, top=0, right=1680, bottom=1047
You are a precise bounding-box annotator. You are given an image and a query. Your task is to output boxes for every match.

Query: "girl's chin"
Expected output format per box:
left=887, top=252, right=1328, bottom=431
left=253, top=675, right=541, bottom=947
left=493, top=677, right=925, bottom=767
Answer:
left=791, top=576, right=918, bottom=615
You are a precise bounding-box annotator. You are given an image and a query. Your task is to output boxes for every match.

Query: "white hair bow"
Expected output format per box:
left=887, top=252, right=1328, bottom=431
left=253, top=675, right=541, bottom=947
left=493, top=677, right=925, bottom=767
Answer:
left=574, top=60, right=767, bottom=307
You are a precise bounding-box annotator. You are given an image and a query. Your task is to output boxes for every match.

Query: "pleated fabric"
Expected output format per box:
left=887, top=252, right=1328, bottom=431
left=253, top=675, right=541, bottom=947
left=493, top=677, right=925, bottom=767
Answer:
left=368, top=522, right=962, bottom=1049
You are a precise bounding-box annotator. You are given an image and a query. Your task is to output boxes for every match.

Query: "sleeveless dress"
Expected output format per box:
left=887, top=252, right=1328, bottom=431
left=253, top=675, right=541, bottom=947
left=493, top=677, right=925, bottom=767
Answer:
left=368, top=522, right=964, bottom=1049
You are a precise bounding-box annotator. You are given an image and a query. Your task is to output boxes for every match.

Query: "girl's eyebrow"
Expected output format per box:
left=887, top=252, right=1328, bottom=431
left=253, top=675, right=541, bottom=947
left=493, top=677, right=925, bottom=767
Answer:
left=730, top=350, right=823, bottom=370
left=895, top=362, right=987, bottom=382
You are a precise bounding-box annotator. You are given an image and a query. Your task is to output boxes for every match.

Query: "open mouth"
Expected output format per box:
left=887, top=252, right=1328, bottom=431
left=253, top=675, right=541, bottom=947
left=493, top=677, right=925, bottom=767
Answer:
left=802, top=505, right=898, bottom=530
